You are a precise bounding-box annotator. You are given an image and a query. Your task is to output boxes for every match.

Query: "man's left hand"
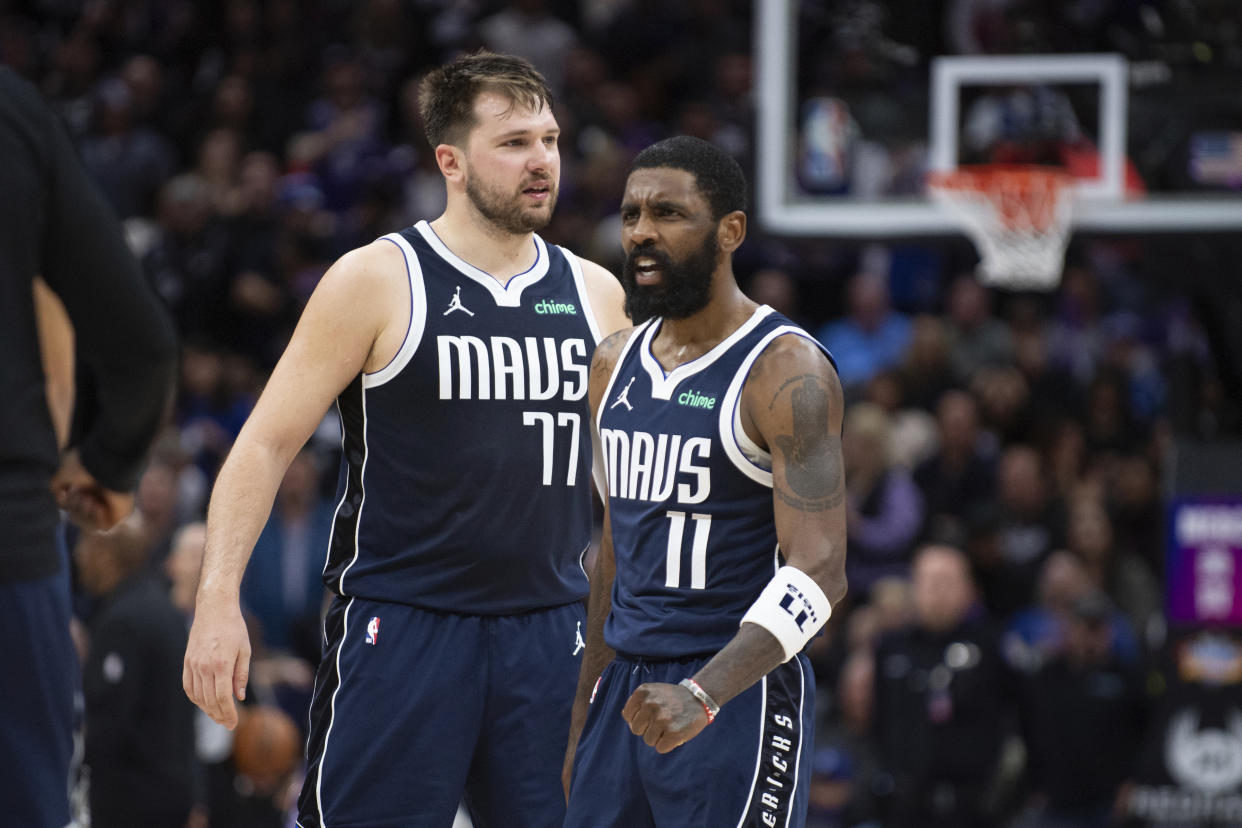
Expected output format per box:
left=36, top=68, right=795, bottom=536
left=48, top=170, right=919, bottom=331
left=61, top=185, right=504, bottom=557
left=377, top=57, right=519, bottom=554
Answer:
left=621, top=682, right=709, bottom=753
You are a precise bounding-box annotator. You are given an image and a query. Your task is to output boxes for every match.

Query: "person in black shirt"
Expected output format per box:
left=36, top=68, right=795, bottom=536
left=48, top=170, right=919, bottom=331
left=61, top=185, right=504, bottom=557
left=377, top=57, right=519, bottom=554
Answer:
left=77, top=518, right=199, bottom=827
left=1015, top=591, right=1147, bottom=827
left=0, top=67, right=177, bottom=828
left=873, top=544, right=1012, bottom=827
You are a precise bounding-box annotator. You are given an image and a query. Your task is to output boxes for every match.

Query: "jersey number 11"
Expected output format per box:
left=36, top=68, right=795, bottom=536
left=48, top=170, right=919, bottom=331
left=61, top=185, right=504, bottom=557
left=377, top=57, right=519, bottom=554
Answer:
left=665, top=511, right=712, bottom=589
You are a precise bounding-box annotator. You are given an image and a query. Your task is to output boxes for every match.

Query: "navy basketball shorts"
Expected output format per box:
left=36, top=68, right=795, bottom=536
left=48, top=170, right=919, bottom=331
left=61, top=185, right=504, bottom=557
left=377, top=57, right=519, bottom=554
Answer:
left=297, top=596, right=586, bottom=828
left=0, top=567, right=77, bottom=828
left=565, top=652, right=815, bottom=828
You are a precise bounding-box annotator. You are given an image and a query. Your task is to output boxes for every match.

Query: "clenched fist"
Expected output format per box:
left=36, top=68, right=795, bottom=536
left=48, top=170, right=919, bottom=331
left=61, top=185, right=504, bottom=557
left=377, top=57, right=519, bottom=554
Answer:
left=621, top=682, right=710, bottom=754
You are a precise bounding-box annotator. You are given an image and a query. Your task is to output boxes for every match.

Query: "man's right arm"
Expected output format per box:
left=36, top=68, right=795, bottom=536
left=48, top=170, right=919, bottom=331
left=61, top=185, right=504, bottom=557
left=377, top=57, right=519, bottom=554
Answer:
left=184, top=240, right=406, bottom=729
left=562, top=327, right=632, bottom=798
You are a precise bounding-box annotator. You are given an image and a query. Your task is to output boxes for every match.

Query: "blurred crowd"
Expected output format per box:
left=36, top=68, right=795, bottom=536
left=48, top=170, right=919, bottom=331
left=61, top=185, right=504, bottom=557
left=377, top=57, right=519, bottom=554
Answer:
left=5, top=1, right=1241, bottom=826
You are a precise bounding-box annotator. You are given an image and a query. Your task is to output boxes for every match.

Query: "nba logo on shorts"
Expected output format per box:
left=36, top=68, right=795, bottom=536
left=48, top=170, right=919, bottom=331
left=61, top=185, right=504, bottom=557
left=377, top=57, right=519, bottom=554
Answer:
left=365, top=616, right=380, bottom=645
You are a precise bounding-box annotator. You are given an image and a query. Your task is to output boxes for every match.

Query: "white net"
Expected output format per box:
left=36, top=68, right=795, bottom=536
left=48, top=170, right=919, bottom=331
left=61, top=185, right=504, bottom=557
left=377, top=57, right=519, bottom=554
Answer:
left=928, top=166, right=1074, bottom=291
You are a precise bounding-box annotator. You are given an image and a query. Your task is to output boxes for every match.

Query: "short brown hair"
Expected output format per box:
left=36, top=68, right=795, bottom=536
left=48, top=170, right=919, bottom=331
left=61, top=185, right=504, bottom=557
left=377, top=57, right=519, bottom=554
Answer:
left=418, top=51, right=553, bottom=149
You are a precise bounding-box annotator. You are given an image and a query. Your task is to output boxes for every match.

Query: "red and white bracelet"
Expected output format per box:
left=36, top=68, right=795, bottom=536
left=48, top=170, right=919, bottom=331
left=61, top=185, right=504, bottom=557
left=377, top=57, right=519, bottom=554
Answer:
left=678, top=678, right=720, bottom=724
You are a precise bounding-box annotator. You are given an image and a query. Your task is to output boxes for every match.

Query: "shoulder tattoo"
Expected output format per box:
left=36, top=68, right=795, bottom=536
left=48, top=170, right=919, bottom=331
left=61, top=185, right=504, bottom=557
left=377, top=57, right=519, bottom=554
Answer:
left=770, top=375, right=844, bottom=513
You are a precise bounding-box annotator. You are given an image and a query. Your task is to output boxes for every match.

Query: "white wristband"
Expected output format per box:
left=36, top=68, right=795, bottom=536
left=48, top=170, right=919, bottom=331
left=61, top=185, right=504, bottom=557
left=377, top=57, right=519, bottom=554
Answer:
left=740, top=566, right=832, bottom=662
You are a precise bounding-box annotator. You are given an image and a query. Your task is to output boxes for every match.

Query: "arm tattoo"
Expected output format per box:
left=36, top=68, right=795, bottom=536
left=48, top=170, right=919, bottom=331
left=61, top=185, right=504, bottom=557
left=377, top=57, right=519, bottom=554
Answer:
left=772, top=377, right=844, bottom=512
left=768, top=373, right=821, bottom=411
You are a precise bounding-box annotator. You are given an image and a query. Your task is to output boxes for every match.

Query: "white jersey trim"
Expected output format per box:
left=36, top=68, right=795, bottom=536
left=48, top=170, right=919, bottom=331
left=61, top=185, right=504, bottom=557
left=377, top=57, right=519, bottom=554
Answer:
left=322, top=400, right=350, bottom=582
left=364, top=233, right=428, bottom=389
left=733, top=658, right=809, bottom=828
left=337, top=388, right=368, bottom=595
left=560, top=247, right=603, bottom=345
left=718, top=326, right=829, bottom=487
left=735, top=673, right=769, bottom=828
left=785, top=657, right=809, bottom=828
left=732, top=399, right=772, bottom=474
left=577, top=540, right=591, bottom=580
left=316, top=596, right=355, bottom=825
left=413, top=220, right=549, bottom=308
left=640, top=305, right=773, bottom=401
left=595, top=321, right=653, bottom=433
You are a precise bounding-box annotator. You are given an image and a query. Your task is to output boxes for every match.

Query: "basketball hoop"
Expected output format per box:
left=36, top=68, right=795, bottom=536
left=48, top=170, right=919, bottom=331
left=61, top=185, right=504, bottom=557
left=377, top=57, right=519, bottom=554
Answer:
left=928, top=165, right=1075, bottom=291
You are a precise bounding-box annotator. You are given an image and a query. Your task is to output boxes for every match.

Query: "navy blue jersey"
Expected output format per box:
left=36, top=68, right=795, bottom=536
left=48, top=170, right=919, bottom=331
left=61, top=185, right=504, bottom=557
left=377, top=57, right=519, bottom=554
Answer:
left=324, top=221, right=602, bottom=614
left=598, top=306, right=834, bottom=659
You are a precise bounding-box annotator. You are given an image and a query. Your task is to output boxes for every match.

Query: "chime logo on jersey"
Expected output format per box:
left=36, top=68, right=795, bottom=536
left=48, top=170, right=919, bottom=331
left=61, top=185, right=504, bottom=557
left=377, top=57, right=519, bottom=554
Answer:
left=676, top=389, right=716, bottom=410
left=600, top=428, right=712, bottom=503
left=365, top=616, right=380, bottom=645
left=534, top=298, right=577, bottom=315
left=436, top=335, right=588, bottom=401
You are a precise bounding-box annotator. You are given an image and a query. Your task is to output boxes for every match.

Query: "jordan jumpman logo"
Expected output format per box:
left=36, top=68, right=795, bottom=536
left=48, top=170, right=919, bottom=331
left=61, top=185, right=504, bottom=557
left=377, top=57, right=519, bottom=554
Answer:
left=610, top=377, right=636, bottom=411
left=443, top=285, right=475, bottom=317
left=572, top=621, right=585, bottom=656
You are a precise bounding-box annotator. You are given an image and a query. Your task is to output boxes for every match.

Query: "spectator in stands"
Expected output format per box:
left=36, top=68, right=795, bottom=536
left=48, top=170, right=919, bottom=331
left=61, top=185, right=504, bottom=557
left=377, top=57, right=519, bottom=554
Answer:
left=873, top=544, right=1010, bottom=828
left=817, top=270, right=913, bottom=395
left=78, top=74, right=175, bottom=218
left=195, top=127, right=243, bottom=217
left=203, top=75, right=258, bottom=150
left=843, top=402, right=925, bottom=598
left=166, top=520, right=305, bottom=828
left=1100, top=311, right=1166, bottom=425
left=77, top=518, right=199, bottom=828
left=970, top=363, right=1034, bottom=444
left=812, top=649, right=883, bottom=828
left=914, top=390, right=997, bottom=545
left=479, top=0, right=577, bottom=97
left=746, top=267, right=805, bottom=324
left=1004, top=549, right=1140, bottom=673
left=863, top=369, right=939, bottom=471
left=944, top=274, right=1014, bottom=383
left=41, top=27, right=103, bottom=137
left=1083, top=367, right=1148, bottom=458
left=898, top=315, right=957, bottom=412
left=132, top=458, right=184, bottom=567
left=167, top=522, right=209, bottom=621
left=805, top=746, right=859, bottom=828
left=1048, top=265, right=1106, bottom=385
left=118, top=55, right=165, bottom=130
left=1106, top=452, right=1164, bottom=575
left=240, top=448, right=332, bottom=664
left=1044, top=418, right=1087, bottom=501
left=974, top=444, right=1065, bottom=619
left=143, top=173, right=233, bottom=342
left=177, top=339, right=257, bottom=480
left=1066, top=494, right=1162, bottom=647
left=290, top=49, right=387, bottom=213
left=1015, top=590, right=1147, bottom=827
left=224, top=151, right=291, bottom=367
left=1012, top=305, right=1084, bottom=436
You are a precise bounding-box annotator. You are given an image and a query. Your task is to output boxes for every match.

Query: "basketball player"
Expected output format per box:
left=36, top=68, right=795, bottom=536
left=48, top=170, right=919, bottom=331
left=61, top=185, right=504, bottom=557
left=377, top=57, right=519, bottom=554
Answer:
left=182, top=53, right=628, bottom=827
left=562, top=136, right=848, bottom=827
left=0, top=67, right=178, bottom=828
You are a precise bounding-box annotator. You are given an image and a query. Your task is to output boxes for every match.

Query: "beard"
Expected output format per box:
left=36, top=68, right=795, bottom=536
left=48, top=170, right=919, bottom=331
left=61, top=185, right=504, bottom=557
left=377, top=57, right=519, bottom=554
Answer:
left=465, top=172, right=557, bottom=235
left=620, top=230, right=718, bottom=323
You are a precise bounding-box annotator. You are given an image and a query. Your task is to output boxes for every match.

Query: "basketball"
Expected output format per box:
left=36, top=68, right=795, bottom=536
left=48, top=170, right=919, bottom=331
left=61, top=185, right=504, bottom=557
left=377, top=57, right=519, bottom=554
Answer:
left=232, top=705, right=301, bottom=792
